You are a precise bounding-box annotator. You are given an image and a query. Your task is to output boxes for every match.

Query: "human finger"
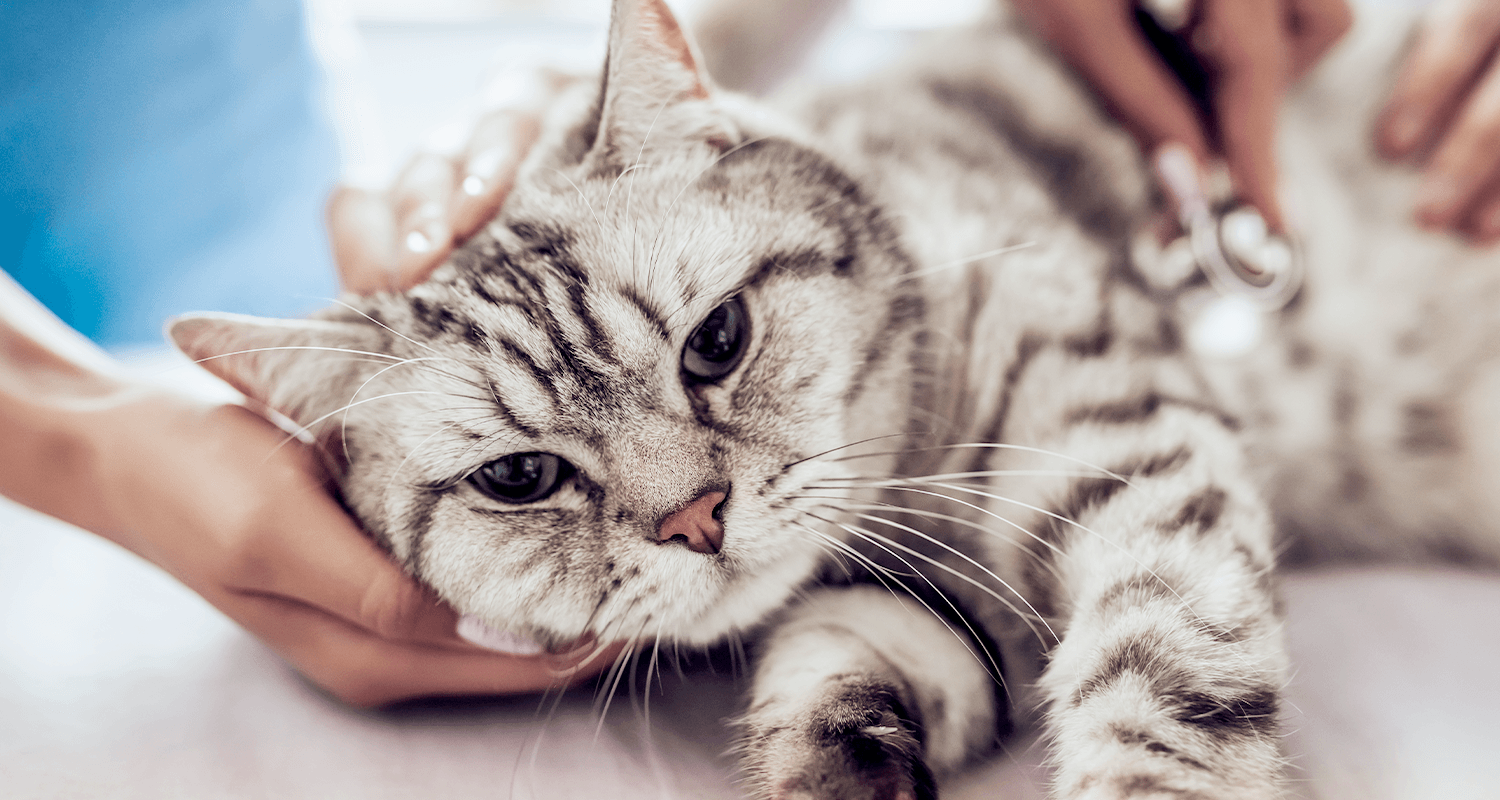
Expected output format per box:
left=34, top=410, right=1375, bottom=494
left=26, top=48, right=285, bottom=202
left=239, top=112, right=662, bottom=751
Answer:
left=449, top=109, right=542, bottom=242
left=328, top=186, right=400, bottom=295
left=1285, top=0, right=1353, bottom=81
left=1414, top=57, right=1500, bottom=230
left=175, top=405, right=464, bottom=648
left=389, top=152, right=460, bottom=289
left=231, top=591, right=627, bottom=707
left=1013, top=0, right=1214, bottom=211
left=1195, top=0, right=1291, bottom=229
left=1376, top=0, right=1500, bottom=159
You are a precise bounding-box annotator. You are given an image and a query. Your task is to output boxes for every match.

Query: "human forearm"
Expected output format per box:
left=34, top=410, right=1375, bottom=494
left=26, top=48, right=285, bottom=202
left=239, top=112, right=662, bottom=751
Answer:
left=0, top=273, right=138, bottom=533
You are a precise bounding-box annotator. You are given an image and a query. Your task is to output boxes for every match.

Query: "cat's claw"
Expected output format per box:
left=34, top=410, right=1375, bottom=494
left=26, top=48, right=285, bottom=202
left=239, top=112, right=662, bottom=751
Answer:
left=744, top=680, right=936, bottom=800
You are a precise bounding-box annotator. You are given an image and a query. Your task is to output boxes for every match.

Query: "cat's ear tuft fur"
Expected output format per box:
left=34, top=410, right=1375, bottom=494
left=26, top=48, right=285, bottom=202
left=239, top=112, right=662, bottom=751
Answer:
left=168, top=312, right=386, bottom=430
left=588, top=0, right=733, bottom=170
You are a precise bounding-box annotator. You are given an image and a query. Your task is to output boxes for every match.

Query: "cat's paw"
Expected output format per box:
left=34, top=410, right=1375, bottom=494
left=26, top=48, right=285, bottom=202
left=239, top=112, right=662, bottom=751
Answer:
left=740, top=678, right=936, bottom=800
left=1059, top=741, right=1283, bottom=800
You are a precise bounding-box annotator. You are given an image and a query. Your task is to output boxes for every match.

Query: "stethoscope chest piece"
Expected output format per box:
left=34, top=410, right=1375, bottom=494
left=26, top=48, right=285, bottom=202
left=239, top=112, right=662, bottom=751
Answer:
left=1187, top=204, right=1304, bottom=311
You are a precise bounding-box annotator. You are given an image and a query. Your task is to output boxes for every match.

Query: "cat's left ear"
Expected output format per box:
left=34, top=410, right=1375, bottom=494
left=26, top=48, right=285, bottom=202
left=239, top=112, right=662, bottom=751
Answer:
left=167, top=312, right=388, bottom=436
left=587, top=0, right=733, bottom=170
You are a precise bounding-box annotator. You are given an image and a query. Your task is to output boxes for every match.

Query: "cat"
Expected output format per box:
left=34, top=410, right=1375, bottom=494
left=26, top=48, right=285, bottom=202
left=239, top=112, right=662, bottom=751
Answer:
left=167, top=0, right=1500, bottom=798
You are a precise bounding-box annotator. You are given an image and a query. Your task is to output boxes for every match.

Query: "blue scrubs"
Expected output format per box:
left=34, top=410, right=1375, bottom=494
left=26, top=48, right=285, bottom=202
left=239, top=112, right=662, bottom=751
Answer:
left=1, top=0, right=340, bottom=348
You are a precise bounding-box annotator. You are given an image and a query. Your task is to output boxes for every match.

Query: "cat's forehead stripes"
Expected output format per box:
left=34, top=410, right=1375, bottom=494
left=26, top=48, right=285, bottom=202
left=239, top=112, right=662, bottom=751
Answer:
left=380, top=133, right=904, bottom=452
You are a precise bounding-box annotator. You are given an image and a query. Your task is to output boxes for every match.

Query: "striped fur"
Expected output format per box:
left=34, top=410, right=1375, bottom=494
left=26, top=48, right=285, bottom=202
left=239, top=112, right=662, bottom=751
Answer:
left=169, top=2, right=1500, bottom=798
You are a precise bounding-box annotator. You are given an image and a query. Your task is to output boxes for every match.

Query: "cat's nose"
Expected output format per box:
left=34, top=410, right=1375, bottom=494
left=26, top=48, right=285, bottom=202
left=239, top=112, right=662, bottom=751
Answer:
left=656, top=488, right=729, bottom=555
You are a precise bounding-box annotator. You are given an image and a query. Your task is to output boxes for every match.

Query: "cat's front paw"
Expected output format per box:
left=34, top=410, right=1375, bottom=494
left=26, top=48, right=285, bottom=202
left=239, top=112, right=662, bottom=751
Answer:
left=740, top=678, right=936, bottom=800
left=1057, top=733, right=1284, bottom=800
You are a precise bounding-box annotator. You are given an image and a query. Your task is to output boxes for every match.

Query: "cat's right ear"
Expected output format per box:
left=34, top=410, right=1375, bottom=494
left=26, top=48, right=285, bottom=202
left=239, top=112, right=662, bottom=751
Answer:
left=586, top=0, right=735, bottom=171
left=167, top=312, right=387, bottom=432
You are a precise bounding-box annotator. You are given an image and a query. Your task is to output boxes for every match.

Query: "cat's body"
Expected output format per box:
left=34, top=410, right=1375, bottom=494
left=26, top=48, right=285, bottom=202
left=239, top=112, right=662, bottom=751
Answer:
left=171, top=2, right=1500, bottom=798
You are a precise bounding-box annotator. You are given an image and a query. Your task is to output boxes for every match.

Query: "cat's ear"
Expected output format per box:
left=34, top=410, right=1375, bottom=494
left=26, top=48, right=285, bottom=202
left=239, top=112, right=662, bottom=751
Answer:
left=167, top=312, right=387, bottom=431
left=587, top=0, right=731, bottom=169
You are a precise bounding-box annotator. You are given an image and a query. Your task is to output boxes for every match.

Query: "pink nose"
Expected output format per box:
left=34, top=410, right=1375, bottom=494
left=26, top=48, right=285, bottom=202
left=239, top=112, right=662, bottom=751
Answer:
left=656, top=490, right=728, bottom=555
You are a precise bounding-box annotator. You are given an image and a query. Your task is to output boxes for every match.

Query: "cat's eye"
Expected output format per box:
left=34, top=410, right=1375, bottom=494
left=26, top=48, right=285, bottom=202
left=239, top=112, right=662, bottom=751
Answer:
left=682, top=297, right=748, bottom=382
left=469, top=452, right=573, bottom=504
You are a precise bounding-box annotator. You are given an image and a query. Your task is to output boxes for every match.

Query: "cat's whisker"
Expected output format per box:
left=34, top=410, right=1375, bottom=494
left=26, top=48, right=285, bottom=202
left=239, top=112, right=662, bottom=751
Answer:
left=326, top=297, right=445, bottom=357
left=549, top=167, right=605, bottom=232
left=786, top=517, right=922, bottom=601
left=790, top=493, right=1066, bottom=585
left=338, top=355, right=462, bottom=463
left=379, top=412, right=514, bottom=504
left=619, top=94, right=674, bottom=219
left=803, top=484, right=1067, bottom=560
left=780, top=432, right=922, bottom=470
left=593, top=623, right=649, bottom=737
left=817, top=468, right=1110, bottom=485
left=824, top=442, right=1137, bottom=488
left=792, top=511, right=1018, bottom=683
left=843, top=507, right=1057, bottom=642
left=259, top=391, right=485, bottom=464
left=639, top=620, right=667, bottom=732
left=910, top=480, right=1207, bottom=624
left=607, top=162, right=649, bottom=209
left=803, top=507, right=1053, bottom=649
left=188, top=344, right=405, bottom=365
left=659, top=134, right=774, bottom=225
left=892, top=241, right=1038, bottom=285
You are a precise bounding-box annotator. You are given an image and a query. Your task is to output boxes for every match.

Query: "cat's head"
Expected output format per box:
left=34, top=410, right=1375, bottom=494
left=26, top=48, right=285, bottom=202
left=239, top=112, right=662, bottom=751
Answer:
left=171, top=0, right=919, bottom=651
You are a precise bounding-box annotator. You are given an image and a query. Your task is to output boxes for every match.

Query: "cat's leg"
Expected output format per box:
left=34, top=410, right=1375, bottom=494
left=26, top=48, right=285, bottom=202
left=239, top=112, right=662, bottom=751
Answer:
left=739, top=585, right=998, bottom=800
left=1001, top=358, right=1290, bottom=799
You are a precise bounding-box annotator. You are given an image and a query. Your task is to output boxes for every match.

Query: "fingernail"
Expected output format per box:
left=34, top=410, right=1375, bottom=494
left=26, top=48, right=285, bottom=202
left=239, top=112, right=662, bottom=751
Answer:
left=1154, top=143, right=1211, bottom=223
left=1416, top=175, right=1461, bottom=225
left=1383, top=106, right=1425, bottom=155
left=402, top=207, right=448, bottom=255
left=404, top=228, right=434, bottom=253
left=457, top=614, right=544, bottom=656
left=462, top=143, right=515, bottom=198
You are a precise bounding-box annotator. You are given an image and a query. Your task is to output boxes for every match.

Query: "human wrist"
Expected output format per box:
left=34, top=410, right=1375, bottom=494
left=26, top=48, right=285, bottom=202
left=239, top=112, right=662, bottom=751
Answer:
left=0, top=359, right=139, bottom=533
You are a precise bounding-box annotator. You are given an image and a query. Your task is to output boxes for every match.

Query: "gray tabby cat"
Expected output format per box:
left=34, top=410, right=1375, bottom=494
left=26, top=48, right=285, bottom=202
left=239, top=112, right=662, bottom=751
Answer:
left=168, top=0, right=1500, bottom=797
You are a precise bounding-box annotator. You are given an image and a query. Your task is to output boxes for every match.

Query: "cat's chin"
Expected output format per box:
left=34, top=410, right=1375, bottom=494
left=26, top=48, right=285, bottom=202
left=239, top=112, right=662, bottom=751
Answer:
left=658, top=538, right=828, bottom=646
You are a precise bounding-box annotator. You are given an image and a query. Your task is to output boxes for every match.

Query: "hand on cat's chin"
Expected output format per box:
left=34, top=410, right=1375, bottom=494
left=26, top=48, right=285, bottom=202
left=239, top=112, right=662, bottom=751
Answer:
left=82, top=390, right=622, bottom=708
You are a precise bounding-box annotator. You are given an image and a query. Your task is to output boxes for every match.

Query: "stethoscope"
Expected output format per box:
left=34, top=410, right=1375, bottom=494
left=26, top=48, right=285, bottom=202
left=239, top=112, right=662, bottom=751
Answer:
left=1182, top=203, right=1303, bottom=311
left=1135, top=2, right=1306, bottom=313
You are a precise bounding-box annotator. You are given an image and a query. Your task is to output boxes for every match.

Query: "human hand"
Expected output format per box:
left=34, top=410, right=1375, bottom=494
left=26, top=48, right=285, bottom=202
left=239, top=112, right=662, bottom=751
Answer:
left=73, top=389, right=621, bottom=707
left=1376, top=0, right=1500, bottom=243
left=326, top=70, right=581, bottom=294
left=304, top=71, right=620, bottom=703
left=1013, top=0, right=1352, bottom=232
left=325, top=108, right=539, bottom=294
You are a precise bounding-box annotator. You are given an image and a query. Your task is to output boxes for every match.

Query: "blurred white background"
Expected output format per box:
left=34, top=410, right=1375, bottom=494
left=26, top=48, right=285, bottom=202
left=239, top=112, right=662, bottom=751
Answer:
left=304, top=0, right=990, bottom=186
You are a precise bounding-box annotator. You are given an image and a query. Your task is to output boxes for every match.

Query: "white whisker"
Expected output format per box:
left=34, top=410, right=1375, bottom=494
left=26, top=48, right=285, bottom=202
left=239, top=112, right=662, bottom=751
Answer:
left=804, top=508, right=1052, bottom=649
left=792, top=513, right=1016, bottom=684
left=894, top=241, right=1037, bottom=285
